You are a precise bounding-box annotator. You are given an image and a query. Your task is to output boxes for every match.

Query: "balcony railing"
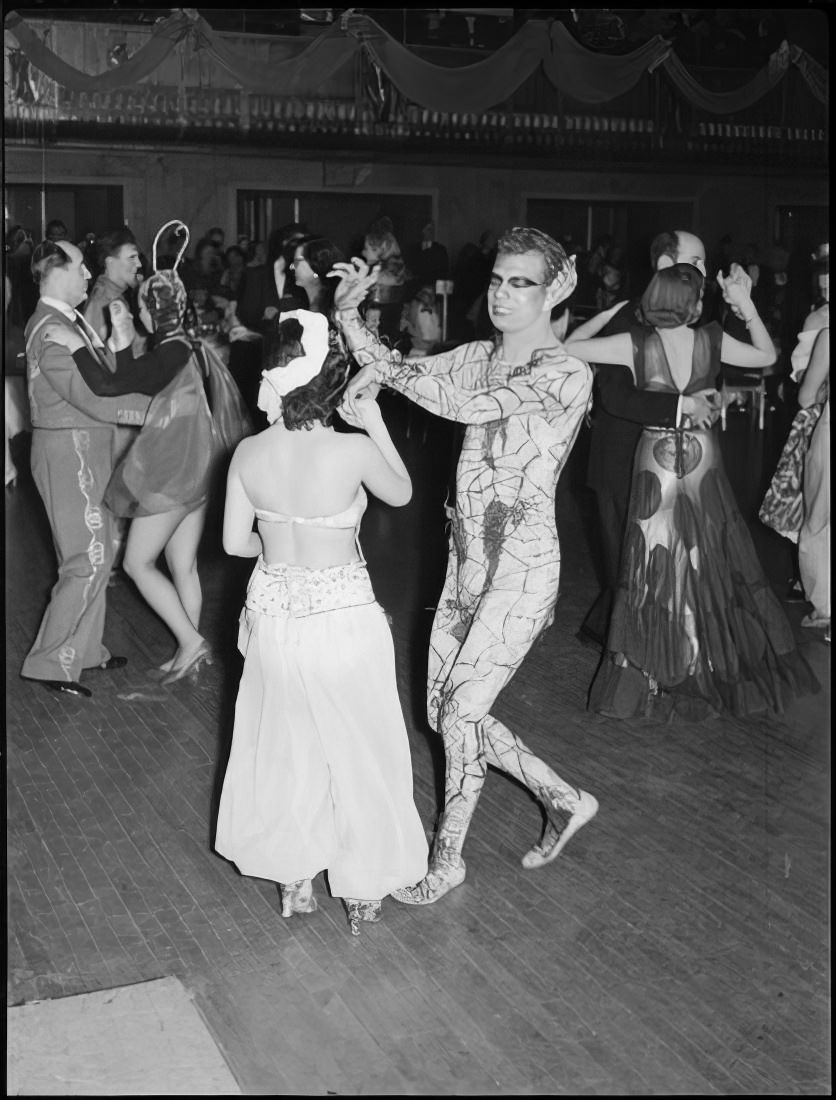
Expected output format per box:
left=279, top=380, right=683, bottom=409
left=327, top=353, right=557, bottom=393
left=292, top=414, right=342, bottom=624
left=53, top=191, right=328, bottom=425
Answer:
left=5, top=88, right=828, bottom=170
left=5, top=11, right=827, bottom=173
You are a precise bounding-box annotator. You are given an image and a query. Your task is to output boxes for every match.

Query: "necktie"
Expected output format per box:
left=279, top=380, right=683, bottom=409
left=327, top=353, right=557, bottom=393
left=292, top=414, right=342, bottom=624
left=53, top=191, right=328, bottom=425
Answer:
left=73, top=311, right=111, bottom=367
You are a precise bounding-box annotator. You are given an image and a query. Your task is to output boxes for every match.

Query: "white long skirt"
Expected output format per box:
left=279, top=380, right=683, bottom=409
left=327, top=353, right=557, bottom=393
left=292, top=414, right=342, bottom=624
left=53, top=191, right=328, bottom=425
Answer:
left=215, top=558, right=428, bottom=900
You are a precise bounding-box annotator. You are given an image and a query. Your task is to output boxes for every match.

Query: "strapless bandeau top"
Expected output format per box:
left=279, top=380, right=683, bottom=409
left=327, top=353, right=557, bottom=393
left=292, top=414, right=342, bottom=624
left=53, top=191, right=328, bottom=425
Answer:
left=254, top=486, right=367, bottom=531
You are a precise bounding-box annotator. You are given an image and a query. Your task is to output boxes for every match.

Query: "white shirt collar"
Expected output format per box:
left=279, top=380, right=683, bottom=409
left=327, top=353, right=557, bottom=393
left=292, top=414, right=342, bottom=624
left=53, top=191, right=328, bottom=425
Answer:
left=41, top=296, right=80, bottom=321
left=41, top=296, right=105, bottom=348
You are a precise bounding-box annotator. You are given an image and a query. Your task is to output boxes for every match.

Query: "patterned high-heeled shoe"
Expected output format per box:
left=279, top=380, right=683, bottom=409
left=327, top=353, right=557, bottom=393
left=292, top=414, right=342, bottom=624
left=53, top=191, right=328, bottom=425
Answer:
left=280, top=879, right=318, bottom=918
left=521, top=788, right=598, bottom=870
left=345, top=899, right=382, bottom=935
left=161, top=642, right=213, bottom=686
left=147, top=656, right=177, bottom=681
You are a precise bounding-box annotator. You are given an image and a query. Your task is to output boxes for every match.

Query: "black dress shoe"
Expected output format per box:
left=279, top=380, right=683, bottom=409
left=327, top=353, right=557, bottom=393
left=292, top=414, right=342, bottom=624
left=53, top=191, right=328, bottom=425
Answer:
left=88, top=656, right=128, bottom=671
left=22, top=677, right=92, bottom=698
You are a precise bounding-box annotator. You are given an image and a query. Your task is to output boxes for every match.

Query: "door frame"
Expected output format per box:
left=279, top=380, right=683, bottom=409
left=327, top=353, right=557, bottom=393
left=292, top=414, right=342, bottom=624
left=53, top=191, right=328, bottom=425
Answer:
left=228, top=182, right=439, bottom=248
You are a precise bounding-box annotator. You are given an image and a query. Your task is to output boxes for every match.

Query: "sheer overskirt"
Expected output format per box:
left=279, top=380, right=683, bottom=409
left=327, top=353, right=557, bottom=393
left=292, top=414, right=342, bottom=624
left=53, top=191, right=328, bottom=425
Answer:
left=104, top=358, right=215, bottom=517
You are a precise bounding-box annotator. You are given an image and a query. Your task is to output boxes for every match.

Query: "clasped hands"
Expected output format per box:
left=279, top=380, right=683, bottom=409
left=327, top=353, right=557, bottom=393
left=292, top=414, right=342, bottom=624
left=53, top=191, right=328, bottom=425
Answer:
left=337, top=369, right=383, bottom=431
left=716, top=263, right=754, bottom=320
left=107, top=299, right=139, bottom=350
left=326, top=257, right=384, bottom=422
left=681, top=388, right=721, bottom=429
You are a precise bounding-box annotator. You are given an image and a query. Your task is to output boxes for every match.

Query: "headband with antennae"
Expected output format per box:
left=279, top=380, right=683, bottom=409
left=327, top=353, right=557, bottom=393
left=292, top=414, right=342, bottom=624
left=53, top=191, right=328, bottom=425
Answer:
left=151, top=220, right=190, bottom=275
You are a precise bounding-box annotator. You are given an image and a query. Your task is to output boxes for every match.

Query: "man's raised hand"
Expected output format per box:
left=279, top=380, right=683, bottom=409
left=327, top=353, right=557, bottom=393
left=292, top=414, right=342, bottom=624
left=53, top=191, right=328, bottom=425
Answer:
left=329, top=257, right=380, bottom=312
left=717, top=263, right=753, bottom=322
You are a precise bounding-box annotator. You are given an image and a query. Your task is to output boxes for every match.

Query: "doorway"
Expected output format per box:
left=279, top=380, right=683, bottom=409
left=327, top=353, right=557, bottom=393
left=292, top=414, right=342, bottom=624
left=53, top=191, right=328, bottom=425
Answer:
left=525, top=196, right=695, bottom=309
left=4, top=183, right=124, bottom=242
left=237, top=190, right=434, bottom=256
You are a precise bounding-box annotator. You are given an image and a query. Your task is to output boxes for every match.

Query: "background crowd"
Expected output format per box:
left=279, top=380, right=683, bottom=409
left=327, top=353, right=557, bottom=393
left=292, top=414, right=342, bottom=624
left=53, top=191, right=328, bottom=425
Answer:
left=3, top=199, right=829, bottom=937
left=4, top=209, right=830, bottom=643
left=6, top=213, right=822, bottom=365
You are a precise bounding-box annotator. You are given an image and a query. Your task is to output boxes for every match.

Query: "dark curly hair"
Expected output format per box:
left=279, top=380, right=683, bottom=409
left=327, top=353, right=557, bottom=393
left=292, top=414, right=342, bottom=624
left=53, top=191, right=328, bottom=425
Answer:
left=263, top=316, right=349, bottom=431
left=296, top=236, right=345, bottom=315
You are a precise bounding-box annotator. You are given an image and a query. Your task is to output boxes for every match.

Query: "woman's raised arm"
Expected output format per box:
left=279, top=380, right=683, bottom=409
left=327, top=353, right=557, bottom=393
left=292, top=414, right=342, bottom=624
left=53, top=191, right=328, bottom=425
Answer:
left=338, top=392, right=412, bottom=508
left=563, top=331, right=634, bottom=369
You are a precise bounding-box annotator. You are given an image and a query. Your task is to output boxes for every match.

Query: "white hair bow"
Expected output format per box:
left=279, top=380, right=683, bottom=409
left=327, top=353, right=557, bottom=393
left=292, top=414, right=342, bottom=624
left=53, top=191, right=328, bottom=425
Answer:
left=257, top=309, right=330, bottom=424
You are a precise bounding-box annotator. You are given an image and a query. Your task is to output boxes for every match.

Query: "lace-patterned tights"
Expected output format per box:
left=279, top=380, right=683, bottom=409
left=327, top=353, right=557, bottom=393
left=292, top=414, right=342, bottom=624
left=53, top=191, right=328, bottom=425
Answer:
left=426, top=548, right=580, bottom=867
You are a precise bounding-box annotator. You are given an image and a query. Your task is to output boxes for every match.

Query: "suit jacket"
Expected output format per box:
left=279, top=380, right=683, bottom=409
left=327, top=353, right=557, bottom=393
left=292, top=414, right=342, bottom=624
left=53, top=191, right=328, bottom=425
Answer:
left=404, top=241, right=450, bottom=287
left=83, top=274, right=147, bottom=358
left=25, top=301, right=150, bottom=431
left=586, top=298, right=680, bottom=500
left=236, top=264, right=306, bottom=333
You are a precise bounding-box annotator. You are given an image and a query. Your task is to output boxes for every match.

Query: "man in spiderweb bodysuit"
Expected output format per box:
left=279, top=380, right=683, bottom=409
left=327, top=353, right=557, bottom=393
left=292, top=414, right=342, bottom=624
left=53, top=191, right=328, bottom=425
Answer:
left=333, top=228, right=599, bottom=905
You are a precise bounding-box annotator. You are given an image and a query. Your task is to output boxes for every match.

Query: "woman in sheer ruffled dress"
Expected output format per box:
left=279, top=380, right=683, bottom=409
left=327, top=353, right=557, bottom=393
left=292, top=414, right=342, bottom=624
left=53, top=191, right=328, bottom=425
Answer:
left=96, top=221, right=226, bottom=685
left=215, top=310, right=427, bottom=934
left=567, top=263, right=819, bottom=720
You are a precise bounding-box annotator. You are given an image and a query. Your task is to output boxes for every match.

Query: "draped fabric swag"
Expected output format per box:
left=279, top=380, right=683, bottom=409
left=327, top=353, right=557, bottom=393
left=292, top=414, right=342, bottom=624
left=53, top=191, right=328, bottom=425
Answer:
left=188, top=15, right=358, bottom=95
left=543, top=23, right=670, bottom=104
left=3, top=9, right=828, bottom=113
left=4, top=10, right=191, bottom=92
left=343, top=14, right=549, bottom=113
left=661, top=44, right=788, bottom=114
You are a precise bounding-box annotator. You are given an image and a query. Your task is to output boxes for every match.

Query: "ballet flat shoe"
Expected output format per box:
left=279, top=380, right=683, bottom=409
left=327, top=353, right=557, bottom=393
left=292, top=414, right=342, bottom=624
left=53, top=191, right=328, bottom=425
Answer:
left=521, top=789, right=598, bottom=870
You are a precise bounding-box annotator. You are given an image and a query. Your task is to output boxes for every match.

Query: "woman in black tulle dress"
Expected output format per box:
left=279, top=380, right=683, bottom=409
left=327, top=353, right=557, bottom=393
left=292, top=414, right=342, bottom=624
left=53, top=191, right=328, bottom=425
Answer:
left=566, top=263, right=819, bottom=720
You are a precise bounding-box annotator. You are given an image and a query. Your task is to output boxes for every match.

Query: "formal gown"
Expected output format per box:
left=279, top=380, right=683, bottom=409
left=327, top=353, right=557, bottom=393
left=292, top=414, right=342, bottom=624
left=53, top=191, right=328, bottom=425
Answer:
left=215, top=487, right=428, bottom=900
left=590, top=322, right=819, bottom=721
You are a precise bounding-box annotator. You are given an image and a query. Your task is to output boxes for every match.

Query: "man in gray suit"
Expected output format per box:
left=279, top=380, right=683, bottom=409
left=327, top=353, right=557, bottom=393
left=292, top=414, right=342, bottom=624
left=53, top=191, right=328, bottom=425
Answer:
left=20, top=240, right=150, bottom=698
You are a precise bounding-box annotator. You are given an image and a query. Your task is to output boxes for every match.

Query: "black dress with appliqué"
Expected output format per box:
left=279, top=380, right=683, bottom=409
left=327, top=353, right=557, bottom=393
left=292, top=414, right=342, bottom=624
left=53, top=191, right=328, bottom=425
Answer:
left=589, top=322, right=819, bottom=721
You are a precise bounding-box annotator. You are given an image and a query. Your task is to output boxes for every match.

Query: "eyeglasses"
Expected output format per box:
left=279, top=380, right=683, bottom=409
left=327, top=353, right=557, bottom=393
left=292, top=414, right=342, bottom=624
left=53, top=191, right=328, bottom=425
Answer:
left=488, top=276, right=547, bottom=291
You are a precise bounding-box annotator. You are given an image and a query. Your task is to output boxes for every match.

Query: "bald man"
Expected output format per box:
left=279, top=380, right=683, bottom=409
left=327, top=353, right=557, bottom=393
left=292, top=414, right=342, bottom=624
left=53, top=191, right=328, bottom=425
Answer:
left=577, top=230, right=721, bottom=648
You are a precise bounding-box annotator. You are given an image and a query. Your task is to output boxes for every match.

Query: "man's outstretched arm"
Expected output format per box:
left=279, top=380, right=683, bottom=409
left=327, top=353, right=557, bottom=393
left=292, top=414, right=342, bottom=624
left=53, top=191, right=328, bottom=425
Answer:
left=337, top=305, right=593, bottom=425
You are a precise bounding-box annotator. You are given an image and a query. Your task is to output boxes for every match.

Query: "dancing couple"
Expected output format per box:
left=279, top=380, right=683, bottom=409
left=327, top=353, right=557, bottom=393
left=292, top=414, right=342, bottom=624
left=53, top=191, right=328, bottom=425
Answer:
left=25, top=220, right=251, bottom=697
left=215, top=227, right=599, bottom=933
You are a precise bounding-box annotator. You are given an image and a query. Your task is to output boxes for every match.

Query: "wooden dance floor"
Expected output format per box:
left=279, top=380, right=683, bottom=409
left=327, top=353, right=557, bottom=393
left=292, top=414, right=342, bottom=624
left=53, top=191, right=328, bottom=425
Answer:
left=6, top=400, right=830, bottom=1095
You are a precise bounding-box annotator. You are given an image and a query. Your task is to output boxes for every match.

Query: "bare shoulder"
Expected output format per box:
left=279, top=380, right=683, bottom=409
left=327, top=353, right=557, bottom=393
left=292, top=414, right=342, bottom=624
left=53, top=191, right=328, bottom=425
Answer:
left=333, top=431, right=375, bottom=459
left=803, top=304, right=829, bottom=332
left=230, top=430, right=267, bottom=466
